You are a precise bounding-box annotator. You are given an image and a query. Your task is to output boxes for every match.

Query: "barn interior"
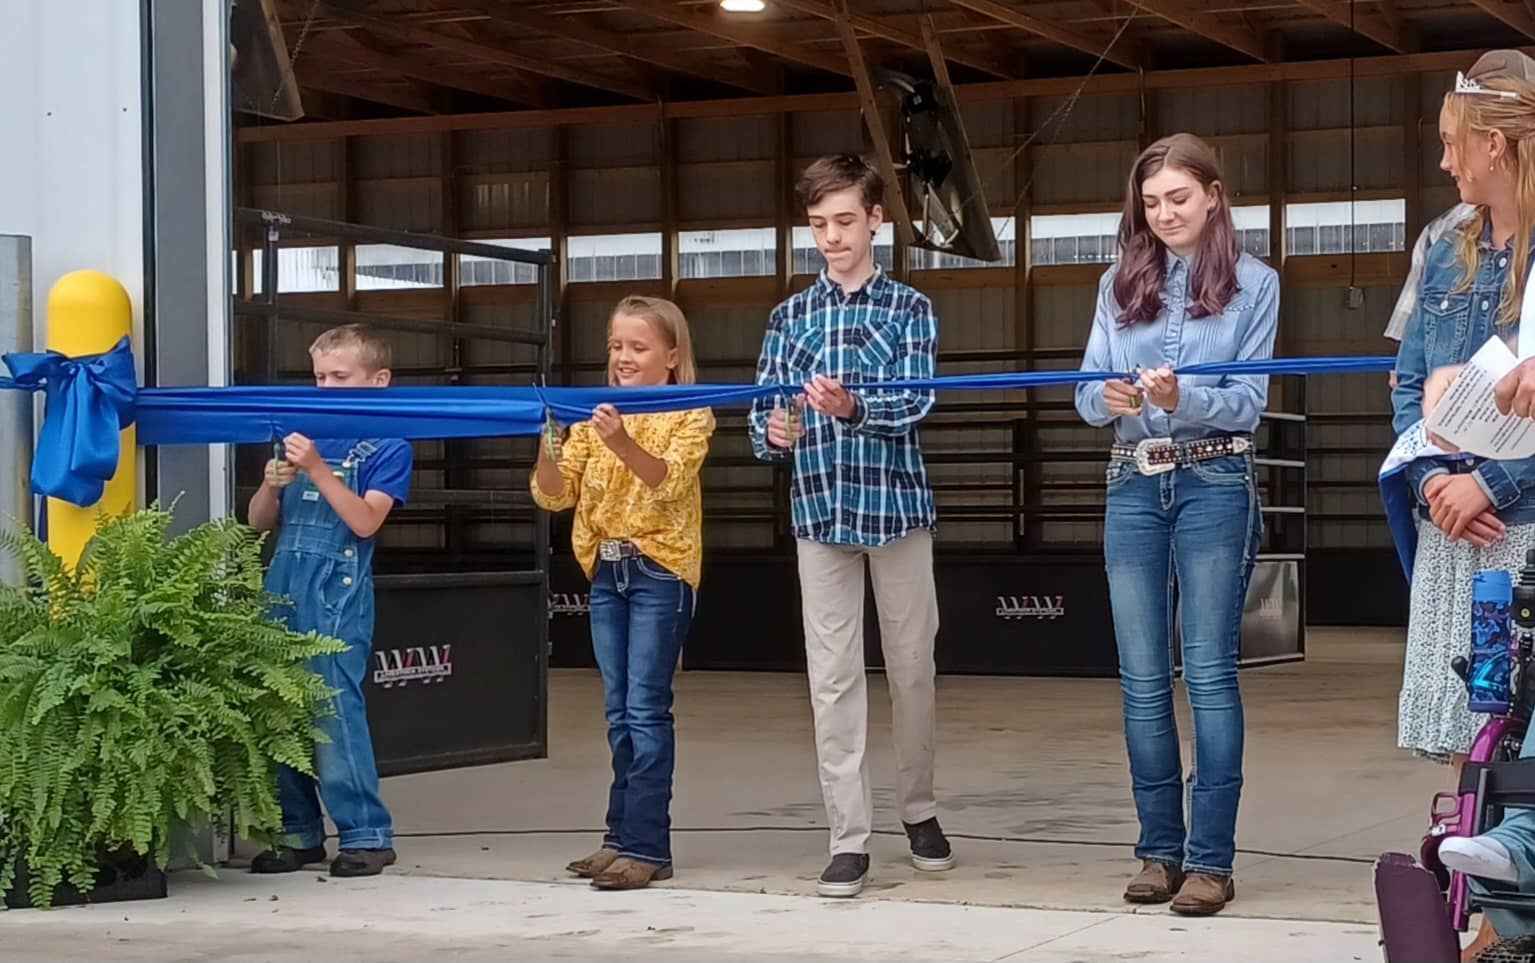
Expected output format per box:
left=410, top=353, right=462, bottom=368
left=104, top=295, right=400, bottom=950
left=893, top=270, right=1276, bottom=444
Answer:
left=226, top=0, right=1530, bottom=926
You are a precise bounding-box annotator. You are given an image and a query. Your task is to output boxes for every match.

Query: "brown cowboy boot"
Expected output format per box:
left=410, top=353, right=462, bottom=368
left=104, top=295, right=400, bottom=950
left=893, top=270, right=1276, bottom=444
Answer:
left=591, top=857, right=674, bottom=891
left=565, top=848, right=620, bottom=879
left=1171, top=872, right=1236, bottom=916
left=1124, top=860, right=1186, bottom=904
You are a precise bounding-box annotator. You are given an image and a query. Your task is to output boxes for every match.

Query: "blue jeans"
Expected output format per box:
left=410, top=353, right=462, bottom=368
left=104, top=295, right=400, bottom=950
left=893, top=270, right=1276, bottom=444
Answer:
left=1104, top=454, right=1261, bottom=877
left=1474, top=734, right=1535, bottom=937
left=589, top=555, right=695, bottom=866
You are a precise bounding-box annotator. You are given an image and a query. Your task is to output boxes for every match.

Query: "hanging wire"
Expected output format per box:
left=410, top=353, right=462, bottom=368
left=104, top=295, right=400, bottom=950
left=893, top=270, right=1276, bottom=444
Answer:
left=271, top=0, right=322, bottom=115
left=976, top=6, right=1141, bottom=247
left=1348, top=0, right=1358, bottom=292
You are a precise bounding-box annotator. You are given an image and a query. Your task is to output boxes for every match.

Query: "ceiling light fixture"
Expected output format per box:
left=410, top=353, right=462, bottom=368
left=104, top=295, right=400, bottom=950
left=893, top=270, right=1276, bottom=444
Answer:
left=720, top=0, right=767, bottom=12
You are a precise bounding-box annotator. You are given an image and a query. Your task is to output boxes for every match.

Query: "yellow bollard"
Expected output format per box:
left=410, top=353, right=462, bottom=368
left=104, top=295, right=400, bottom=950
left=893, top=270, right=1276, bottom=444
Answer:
left=45, top=270, right=136, bottom=568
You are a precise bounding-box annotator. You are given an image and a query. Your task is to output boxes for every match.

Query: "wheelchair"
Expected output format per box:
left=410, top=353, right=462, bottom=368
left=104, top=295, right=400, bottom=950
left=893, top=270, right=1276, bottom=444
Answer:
left=1376, top=552, right=1535, bottom=962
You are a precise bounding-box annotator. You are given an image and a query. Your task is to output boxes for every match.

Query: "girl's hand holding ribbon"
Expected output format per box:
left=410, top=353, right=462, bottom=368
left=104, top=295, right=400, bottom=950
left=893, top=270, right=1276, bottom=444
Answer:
left=1137, top=365, right=1180, bottom=413
left=1103, top=378, right=1144, bottom=417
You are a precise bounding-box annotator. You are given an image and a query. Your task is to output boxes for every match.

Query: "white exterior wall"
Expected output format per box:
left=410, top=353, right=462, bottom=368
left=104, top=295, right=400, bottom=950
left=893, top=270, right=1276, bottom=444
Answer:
left=0, top=0, right=232, bottom=519
left=0, top=0, right=145, bottom=359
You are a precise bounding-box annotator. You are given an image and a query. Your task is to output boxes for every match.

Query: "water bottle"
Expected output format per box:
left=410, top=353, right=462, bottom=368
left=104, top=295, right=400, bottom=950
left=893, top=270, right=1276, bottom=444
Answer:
left=1469, top=568, right=1515, bottom=714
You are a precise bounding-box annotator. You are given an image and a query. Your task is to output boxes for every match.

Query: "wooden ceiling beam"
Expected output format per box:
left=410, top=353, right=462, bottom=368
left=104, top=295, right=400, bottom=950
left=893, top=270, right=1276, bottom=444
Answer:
left=774, top=0, right=1017, bottom=78
left=619, top=0, right=854, bottom=77
left=287, top=86, right=356, bottom=121
left=1466, top=0, right=1535, bottom=40
left=444, top=0, right=778, bottom=95
left=1123, top=0, right=1268, bottom=61
left=1379, top=0, right=1405, bottom=34
left=946, top=0, right=1140, bottom=70
left=342, top=27, right=562, bottom=106
left=308, top=35, right=556, bottom=108
left=314, top=0, right=657, bottom=101
left=830, top=0, right=915, bottom=244
left=295, top=65, right=441, bottom=114
left=1290, top=0, right=1410, bottom=53
left=241, top=47, right=1511, bottom=144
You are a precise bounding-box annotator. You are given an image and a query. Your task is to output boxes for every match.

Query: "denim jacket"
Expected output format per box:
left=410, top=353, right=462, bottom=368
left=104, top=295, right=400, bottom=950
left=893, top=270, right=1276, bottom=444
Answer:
left=1391, top=224, right=1535, bottom=524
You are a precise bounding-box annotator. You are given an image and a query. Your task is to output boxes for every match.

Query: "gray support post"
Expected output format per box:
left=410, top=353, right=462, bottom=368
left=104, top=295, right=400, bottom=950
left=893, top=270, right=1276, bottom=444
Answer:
left=144, top=0, right=230, bottom=868
left=0, top=236, right=33, bottom=582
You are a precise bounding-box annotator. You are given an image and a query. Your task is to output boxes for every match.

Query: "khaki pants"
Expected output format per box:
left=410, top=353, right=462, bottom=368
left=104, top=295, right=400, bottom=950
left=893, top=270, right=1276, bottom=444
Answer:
left=796, top=529, right=940, bottom=855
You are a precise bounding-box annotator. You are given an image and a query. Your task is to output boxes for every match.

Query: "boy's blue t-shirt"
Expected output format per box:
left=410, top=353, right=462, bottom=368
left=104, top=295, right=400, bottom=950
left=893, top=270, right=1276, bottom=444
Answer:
left=313, top=438, right=413, bottom=508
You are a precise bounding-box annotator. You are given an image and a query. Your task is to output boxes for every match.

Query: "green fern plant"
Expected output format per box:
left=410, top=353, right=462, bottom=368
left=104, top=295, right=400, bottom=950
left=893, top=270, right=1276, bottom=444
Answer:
left=0, top=505, right=345, bottom=908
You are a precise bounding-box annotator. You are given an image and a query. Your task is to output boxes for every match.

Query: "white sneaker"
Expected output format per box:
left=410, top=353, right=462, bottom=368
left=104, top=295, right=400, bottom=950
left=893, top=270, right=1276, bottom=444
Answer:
left=1439, top=836, right=1519, bottom=883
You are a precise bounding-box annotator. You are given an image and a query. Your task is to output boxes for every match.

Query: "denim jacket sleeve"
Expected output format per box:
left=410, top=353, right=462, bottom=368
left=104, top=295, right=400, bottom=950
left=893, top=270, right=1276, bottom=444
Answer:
left=1169, top=266, right=1279, bottom=431
left=1474, top=457, right=1535, bottom=511
left=1074, top=268, right=1117, bottom=427
left=1389, top=269, right=1451, bottom=501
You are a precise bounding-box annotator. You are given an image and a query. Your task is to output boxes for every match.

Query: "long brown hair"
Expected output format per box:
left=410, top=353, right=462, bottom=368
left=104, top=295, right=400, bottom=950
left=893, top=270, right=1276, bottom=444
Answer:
left=608, top=295, right=698, bottom=386
left=1442, top=73, right=1535, bottom=329
left=1112, top=133, right=1240, bottom=326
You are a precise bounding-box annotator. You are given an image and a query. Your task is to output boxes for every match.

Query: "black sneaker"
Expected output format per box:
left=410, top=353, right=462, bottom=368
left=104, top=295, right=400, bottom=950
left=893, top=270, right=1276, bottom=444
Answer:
left=251, top=845, right=327, bottom=874
left=330, top=848, right=398, bottom=878
left=904, top=817, right=956, bottom=872
left=817, top=853, right=870, bottom=898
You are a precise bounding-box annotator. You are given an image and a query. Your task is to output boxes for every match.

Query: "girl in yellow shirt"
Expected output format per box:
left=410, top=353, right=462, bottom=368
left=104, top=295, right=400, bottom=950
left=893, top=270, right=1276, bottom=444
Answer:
left=531, top=295, right=714, bottom=891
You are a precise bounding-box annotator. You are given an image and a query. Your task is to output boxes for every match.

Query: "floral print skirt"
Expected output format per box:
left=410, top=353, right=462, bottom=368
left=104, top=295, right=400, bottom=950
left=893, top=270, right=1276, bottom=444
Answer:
left=1399, top=521, right=1535, bottom=762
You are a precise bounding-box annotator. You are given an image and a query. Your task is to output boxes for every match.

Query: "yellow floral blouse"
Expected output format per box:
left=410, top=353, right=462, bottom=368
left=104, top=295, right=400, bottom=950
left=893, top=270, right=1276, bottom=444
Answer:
left=530, top=408, right=715, bottom=587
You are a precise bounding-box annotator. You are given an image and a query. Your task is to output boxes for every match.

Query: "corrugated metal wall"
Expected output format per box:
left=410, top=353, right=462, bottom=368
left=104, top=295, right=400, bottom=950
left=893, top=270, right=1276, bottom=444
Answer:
left=249, top=69, right=1442, bottom=566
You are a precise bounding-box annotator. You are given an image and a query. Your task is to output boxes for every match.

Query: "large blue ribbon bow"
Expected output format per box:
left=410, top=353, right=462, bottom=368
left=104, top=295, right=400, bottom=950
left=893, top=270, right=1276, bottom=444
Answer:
left=0, top=336, right=137, bottom=507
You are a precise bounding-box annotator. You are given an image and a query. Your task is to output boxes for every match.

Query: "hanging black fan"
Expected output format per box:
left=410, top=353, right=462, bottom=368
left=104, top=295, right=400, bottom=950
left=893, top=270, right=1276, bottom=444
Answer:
left=869, top=68, right=1001, bottom=264
left=230, top=0, right=305, bottom=121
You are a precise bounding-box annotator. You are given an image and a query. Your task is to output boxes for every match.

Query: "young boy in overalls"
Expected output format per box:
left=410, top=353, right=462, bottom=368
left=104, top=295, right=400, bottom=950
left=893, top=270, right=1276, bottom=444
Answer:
left=247, top=324, right=413, bottom=878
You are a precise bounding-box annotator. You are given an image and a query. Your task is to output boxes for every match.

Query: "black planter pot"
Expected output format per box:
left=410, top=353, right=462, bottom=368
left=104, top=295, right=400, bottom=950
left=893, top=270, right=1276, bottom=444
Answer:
left=4, top=851, right=169, bottom=909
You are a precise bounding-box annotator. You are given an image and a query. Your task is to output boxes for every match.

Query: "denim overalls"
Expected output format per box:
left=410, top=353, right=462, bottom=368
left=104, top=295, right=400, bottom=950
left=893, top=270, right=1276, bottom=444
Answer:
left=267, top=440, right=392, bottom=852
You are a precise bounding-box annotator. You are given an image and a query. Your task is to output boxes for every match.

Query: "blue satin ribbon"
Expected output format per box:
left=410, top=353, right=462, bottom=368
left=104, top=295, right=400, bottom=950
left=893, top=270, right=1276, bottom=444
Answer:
left=0, top=336, right=137, bottom=506
left=2, top=337, right=1399, bottom=507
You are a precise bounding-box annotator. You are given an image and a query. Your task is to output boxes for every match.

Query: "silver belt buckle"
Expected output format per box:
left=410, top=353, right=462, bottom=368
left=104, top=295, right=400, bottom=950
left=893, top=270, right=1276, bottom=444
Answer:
left=598, top=540, right=627, bottom=562
left=1134, top=437, right=1178, bottom=475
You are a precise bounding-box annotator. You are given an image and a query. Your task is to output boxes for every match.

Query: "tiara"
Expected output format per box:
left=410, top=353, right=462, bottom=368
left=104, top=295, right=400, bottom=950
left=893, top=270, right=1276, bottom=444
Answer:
left=1455, top=70, right=1519, bottom=99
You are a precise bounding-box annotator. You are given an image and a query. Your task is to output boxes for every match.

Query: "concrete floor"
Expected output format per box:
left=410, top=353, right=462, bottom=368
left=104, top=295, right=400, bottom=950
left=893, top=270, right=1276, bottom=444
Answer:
left=4, top=627, right=1441, bottom=961
left=370, top=626, right=1437, bottom=927
left=3, top=872, right=1386, bottom=962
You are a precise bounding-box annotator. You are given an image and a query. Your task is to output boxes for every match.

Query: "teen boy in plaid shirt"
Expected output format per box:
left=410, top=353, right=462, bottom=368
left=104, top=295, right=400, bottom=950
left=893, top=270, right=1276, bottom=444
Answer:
left=749, top=154, right=954, bottom=898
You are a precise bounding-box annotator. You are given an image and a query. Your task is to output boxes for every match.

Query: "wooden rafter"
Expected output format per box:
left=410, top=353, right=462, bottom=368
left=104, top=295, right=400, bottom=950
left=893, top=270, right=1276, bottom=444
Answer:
left=240, top=48, right=1506, bottom=144
left=829, top=0, right=915, bottom=244
left=439, top=0, right=778, bottom=96
left=1290, top=0, right=1408, bottom=53
left=946, top=0, right=1139, bottom=70
left=1379, top=0, right=1405, bottom=35
left=286, top=87, right=354, bottom=121
left=309, top=34, right=556, bottom=108
left=1123, top=0, right=1268, bottom=61
left=1466, top=0, right=1535, bottom=40
left=296, top=64, right=441, bottom=114
left=774, top=0, right=1016, bottom=78
left=314, top=0, right=658, bottom=101
left=620, top=0, right=853, bottom=77
left=343, top=27, right=561, bottom=106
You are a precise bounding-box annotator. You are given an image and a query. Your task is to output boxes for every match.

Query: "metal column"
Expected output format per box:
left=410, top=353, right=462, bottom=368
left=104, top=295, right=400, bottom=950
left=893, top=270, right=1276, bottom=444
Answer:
left=0, top=236, right=33, bottom=586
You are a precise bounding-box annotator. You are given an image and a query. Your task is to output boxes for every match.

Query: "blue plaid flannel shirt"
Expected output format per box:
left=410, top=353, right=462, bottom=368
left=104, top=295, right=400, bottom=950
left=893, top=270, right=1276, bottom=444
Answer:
left=748, top=268, right=938, bottom=547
